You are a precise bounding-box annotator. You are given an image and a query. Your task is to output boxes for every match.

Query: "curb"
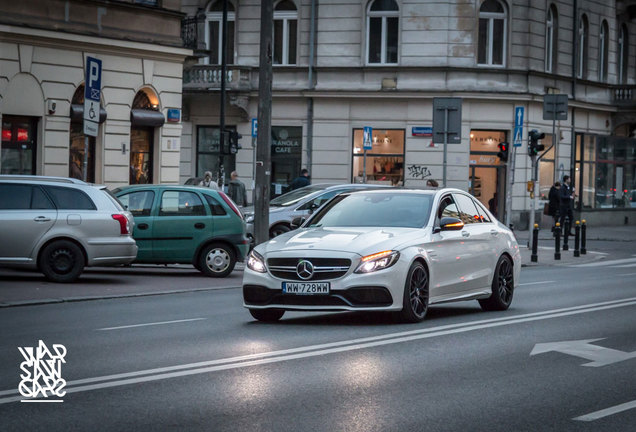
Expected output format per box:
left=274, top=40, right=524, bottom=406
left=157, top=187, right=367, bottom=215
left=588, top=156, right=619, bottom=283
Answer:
left=0, top=285, right=242, bottom=309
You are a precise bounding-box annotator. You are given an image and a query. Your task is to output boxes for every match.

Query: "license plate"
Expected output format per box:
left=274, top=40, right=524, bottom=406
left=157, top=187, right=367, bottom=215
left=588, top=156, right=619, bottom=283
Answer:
left=282, top=282, right=330, bottom=295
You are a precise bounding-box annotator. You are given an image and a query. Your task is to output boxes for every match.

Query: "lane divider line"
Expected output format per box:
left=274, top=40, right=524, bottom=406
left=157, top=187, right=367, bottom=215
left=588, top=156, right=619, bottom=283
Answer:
left=96, top=318, right=207, bottom=331
left=519, top=281, right=555, bottom=286
left=573, top=399, right=636, bottom=421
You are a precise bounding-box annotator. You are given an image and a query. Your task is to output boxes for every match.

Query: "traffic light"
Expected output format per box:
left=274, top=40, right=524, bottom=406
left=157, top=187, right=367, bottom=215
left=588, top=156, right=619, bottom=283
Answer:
left=497, top=142, right=509, bottom=162
left=228, top=130, right=242, bottom=154
left=528, top=129, right=545, bottom=156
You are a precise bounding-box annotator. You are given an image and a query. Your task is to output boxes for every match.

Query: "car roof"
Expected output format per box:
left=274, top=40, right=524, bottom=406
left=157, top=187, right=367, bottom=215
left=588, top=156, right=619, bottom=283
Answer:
left=0, top=175, right=87, bottom=184
left=345, top=187, right=464, bottom=196
left=114, top=184, right=218, bottom=192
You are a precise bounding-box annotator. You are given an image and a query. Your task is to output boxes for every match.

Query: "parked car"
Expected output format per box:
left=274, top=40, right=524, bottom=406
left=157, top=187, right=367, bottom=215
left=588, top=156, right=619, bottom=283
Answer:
left=0, top=175, right=137, bottom=282
left=243, top=188, right=521, bottom=323
left=113, top=185, right=249, bottom=277
left=242, top=183, right=394, bottom=241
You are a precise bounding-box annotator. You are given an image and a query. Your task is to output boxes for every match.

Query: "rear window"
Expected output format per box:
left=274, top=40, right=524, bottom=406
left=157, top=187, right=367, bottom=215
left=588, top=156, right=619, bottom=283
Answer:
left=101, top=188, right=125, bottom=211
left=0, top=184, right=54, bottom=210
left=43, top=185, right=96, bottom=210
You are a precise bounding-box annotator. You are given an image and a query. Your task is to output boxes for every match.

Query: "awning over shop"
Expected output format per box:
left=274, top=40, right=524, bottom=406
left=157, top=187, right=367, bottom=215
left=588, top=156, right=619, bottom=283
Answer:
left=130, top=109, right=165, bottom=127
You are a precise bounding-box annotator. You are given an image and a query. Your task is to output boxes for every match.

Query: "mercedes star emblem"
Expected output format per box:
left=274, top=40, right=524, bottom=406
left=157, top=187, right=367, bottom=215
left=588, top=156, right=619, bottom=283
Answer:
left=296, top=260, right=314, bottom=280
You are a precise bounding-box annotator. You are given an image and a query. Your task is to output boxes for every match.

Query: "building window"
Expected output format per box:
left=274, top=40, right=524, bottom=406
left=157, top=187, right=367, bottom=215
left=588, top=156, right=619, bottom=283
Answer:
left=1, top=116, right=38, bottom=175
left=204, top=1, right=235, bottom=65
left=366, top=0, right=399, bottom=65
left=196, top=126, right=236, bottom=185
left=478, top=0, right=506, bottom=66
left=577, top=14, right=589, bottom=79
left=619, top=24, right=629, bottom=84
left=575, top=134, right=636, bottom=210
left=273, top=0, right=297, bottom=65
left=545, top=5, right=558, bottom=73
left=538, top=135, right=557, bottom=201
left=599, top=20, right=609, bottom=82
left=352, top=128, right=404, bottom=185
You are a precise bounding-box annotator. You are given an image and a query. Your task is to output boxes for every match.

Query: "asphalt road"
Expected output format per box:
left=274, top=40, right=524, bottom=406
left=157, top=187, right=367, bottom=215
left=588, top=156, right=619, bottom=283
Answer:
left=1, top=259, right=636, bottom=431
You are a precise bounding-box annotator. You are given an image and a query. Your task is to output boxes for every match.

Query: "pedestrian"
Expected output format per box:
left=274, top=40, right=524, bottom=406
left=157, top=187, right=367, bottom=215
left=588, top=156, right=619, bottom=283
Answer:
left=227, top=171, right=248, bottom=206
left=289, top=168, right=311, bottom=190
left=559, top=175, right=576, bottom=235
left=426, top=179, right=439, bottom=188
left=199, top=171, right=219, bottom=190
left=547, top=181, right=561, bottom=230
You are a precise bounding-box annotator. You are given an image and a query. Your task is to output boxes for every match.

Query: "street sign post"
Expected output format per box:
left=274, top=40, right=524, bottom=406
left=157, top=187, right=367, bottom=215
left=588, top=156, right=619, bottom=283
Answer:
left=83, top=56, right=102, bottom=181
left=433, top=98, right=462, bottom=187
left=363, top=126, right=372, bottom=183
left=513, top=106, right=524, bottom=147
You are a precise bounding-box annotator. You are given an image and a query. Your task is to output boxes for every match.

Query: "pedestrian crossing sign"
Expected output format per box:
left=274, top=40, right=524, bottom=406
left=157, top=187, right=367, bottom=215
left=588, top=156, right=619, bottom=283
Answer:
left=363, top=126, right=373, bottom=150
left=513, top=126, right=523, bottom=147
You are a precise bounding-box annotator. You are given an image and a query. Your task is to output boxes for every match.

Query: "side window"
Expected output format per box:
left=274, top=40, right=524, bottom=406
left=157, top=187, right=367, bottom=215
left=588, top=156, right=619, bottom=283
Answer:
left=0, top=184, right=32, bottom=209
left=298, top=190, right=340, bottom=211
left=474, top=200, right=492, bottom=223
left=436, top=195, right=460, bottom=224
left=32, top=186, right=55, bottom=209
left=118, top=191, right=155, bottom=217
left=159, top=191, right=205, bottom=216
left=204, top=194, right=227, bottom=216
left=42, top=186, right=96, bottom=210
left=454, top=194, right=482, bottom=224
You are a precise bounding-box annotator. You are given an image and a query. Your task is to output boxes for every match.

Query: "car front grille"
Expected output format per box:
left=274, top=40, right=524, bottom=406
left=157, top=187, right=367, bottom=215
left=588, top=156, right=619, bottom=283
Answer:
left=267, top=257, right=351, bottom=281
left=243, top=285, right=392, bottom=308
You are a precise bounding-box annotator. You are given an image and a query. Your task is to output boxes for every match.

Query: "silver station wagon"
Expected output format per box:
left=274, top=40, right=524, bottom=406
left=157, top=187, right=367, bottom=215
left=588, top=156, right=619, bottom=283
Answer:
left=0, top=176, right=137, bottom=282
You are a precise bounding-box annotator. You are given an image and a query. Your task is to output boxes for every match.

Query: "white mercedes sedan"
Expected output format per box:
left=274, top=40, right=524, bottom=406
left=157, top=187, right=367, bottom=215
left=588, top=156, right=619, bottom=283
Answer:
left=243, top=188, right=521, bottom=323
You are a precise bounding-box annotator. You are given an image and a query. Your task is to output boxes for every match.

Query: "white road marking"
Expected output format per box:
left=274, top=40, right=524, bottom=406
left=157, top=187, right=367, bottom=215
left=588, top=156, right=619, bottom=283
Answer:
left=569, top=257, right=636, bottom=268
left=618, top=272, right=636, bottom=276
left=530, top=338, right=636, bottom=367
left=611, top=263, right=636, bottom=268
left=96, top=318, right=206, bottom=331
left=574, top=399, right=636, bottom=421
left=1, top=297, right=636, bottom=404
left=519, top=281, right=555, bottom=286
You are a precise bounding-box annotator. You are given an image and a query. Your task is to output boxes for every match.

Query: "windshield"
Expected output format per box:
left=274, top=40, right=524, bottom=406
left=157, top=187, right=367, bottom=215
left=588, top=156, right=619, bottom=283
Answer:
left=269, top=185, right=327, bottom=207
left=309, top=192, right=433, bottom=228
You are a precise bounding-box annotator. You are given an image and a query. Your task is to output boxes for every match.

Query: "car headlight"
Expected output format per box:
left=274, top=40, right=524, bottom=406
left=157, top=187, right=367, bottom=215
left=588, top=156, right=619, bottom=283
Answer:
left=245, top=214, right=254, bottom=223
left=355, top=250, right=400, bottom=274
left=246, top=250, right=266, bottom=273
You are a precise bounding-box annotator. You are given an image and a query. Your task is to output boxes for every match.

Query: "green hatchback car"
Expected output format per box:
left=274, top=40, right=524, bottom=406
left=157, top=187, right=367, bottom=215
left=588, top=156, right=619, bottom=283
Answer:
left=113, top=185, right=249, bottom=277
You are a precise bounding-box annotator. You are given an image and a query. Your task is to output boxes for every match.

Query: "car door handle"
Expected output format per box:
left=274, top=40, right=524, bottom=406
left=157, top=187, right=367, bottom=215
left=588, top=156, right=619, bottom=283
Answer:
left=490, top=230, right=499, bottom=236
left=461, top=231, right=470, bottom=237
left=33, top=216, right=51, bottom=222
left=138, top=223, right=149, bottom=230
left=194, top=223, right=205, bottom=229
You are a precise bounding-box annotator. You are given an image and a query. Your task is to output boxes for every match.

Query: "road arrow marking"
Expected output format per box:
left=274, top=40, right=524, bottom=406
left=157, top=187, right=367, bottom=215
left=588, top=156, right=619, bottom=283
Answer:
left=530, top=338, right=636, bottom=367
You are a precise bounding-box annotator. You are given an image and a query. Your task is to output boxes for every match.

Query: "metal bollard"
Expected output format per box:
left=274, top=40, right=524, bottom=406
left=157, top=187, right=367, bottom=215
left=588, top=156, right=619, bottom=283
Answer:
left=554, top=222, right=561, bottom=260
left=531, top=223, right=539, bottom=263
left=563, top=216, right=570, bottom=251
left=581, top=219, right=587, bottom=255
left=574, top=221, right=580, bottom=257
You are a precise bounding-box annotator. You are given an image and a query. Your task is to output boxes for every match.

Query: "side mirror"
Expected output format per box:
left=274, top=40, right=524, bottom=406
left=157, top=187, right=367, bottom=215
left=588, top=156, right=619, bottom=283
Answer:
left=290, top=216, right=306, bottom=230
left=439, top=217, right=464, bottom=231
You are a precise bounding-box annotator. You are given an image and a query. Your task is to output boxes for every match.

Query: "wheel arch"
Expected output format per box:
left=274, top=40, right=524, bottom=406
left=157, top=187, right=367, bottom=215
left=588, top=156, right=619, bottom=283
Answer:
left=193, top=238, right=238, bottom=265
left=37, top=236, right=88, bottom=268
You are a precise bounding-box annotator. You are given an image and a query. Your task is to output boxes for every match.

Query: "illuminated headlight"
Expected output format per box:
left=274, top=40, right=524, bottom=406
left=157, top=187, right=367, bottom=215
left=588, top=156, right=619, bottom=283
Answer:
left=245, top=214, right=254, bottom=223
left=246, top=250, right=266, bottom=273
left=355, top=250, right=400, bottom=274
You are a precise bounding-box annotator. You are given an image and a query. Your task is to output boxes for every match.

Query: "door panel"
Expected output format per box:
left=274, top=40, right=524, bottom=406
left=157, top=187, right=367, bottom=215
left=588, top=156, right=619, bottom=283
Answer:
left=117, top=190, right=156, bottom=262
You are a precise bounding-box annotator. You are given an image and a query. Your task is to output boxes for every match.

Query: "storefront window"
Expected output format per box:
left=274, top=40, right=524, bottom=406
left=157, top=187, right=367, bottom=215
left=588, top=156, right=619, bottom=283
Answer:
left=197, top=126, right=235, bottom=184
left=130, top=128, right=153, bottom=184
left=352, top=129, right=404, bottom=185
left=1, top=116, right=37, bottom=175
left=271, top=126, right=302, bottom=196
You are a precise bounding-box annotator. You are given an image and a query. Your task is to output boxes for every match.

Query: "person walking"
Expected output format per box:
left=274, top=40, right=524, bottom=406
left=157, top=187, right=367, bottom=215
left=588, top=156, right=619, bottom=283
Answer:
left=289, top=168, right=311, bottom=190
left=559, top=175, right=575, bottom=235
left=548, top=181, right=561, bottom=230
left=227, top=171, right=248, bottom=206
left=199, top=171, right=219, bottom=190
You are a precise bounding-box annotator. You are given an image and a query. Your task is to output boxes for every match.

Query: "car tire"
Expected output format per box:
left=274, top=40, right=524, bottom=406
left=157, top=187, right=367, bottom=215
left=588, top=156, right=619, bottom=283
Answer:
left=199, top=243, right=236, bottom=278
left=39, top=240, right=85, bottom=283
left=249, top=308, right=285, bottom=322
left=479, top=255, right=514, bottom=311
left=269, top=224, right=290, bottom=238
left=398, top=261, right=429, bottom=323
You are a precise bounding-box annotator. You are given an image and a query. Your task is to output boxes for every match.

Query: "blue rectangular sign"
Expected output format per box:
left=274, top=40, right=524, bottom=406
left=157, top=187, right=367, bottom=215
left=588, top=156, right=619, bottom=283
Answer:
left=412, top=127, right=433, bottom=137
left=515, top=106, right=524, bottom=127
left=514, top=106, right=524, bottom=147
left=252, top=118, right=258, bottom=137
left=84, top=57, right=102, bottom=103
left=167, top=109, right=181, bottom=123
left=363, top=126, right=373, bottom=150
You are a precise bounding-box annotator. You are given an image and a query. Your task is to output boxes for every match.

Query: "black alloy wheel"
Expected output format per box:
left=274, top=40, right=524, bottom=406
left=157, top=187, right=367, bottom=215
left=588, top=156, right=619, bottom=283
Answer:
left=39, top=240, right=85, bottom=283
left=269, top=224, right=290, bottom=238
left=479, top=255, right=514, bottom=311
left=399, top=261, right=429, bottom=323
left=249, top=308, right=285, bottom=322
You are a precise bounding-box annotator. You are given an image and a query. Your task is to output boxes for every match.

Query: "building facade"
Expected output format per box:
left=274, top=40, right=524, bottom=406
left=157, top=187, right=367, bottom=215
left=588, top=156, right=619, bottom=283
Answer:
left=0, top=0, right=190, bottom=188
left=180, top=0, right=636, bottom=227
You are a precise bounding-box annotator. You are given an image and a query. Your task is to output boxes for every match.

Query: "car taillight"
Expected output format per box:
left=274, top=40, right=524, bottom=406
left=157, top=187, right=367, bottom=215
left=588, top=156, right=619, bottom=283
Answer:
left=112, top=214, right=130, bottom=235
left=219, top=192, right=243, bottom=219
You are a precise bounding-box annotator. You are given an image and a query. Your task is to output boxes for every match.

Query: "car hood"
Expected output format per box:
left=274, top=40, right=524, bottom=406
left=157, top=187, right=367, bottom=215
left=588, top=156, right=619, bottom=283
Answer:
left=257, top=226, right=427, bottom=256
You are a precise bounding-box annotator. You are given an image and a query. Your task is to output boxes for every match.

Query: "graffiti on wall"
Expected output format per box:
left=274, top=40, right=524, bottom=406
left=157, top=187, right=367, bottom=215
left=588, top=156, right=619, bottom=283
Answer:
left=407, top=165, right=432, bottom=180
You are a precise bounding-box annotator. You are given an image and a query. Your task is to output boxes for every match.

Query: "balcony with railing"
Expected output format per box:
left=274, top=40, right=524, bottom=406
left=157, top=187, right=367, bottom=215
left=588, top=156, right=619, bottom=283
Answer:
left=612, top=85, right=636, bottom=107
left=183, top=65, right=253, bottom=92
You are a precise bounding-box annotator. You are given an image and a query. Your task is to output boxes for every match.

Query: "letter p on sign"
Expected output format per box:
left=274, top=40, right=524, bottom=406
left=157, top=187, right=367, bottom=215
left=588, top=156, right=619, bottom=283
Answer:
left=84, top=57, right=102, bottom=103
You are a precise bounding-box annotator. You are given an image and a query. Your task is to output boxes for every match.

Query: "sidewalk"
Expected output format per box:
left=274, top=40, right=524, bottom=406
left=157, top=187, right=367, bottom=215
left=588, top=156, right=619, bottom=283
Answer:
left=514, top=224, right=636, bottom=267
